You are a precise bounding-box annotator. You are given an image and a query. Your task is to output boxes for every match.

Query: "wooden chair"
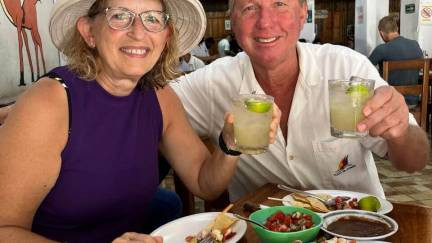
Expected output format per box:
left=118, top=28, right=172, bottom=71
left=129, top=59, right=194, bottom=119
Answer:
left=387, top=202, right=432, bottom=242
left=382, top=58, right=430, bottom=130
left=173, top=138, right=230, bottom=215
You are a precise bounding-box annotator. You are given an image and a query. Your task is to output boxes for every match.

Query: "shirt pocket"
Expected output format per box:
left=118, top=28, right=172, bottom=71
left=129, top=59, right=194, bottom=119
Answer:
left=312, top=138, right=369, bottom=190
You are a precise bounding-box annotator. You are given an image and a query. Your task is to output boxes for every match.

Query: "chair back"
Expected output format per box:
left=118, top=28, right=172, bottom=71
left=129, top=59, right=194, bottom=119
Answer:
left=382, top=58, right=430, bottom=130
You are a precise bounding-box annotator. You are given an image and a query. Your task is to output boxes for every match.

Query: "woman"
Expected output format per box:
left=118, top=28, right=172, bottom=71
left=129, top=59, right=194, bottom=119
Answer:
left=0, top=0, right=280, bottom=242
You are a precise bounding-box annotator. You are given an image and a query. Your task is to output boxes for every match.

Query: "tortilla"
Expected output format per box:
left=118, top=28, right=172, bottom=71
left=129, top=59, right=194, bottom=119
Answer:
left=290, top=200, right=313, bottom=209
left=291, top=193, right=310, bottom=203
left=208, top=213, right=237, bottom=232
left=306, top=197, right=330, bottom=213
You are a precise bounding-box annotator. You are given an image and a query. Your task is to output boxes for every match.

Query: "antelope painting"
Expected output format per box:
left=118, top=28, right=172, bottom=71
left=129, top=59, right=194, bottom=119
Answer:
left=1, top=0, right=46, bottom=86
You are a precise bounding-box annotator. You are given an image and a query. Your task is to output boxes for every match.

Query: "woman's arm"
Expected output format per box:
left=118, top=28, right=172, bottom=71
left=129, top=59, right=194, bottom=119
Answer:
left=157, top=86, right=280, bottom=200
left=0, top=79, right=69, bottom=242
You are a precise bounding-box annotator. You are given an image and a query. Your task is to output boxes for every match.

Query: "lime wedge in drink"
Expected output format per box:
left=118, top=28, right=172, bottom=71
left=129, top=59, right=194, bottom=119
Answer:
left=358, top=196, right=381, bottom=212
left=346, top=84, right=370, bottom=97
left=245, top=99, right=272, bottom=113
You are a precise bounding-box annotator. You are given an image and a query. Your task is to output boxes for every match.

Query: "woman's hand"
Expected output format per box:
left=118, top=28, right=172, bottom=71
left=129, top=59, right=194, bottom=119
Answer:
left=222, top=103, right=281, bottom=149
left=112, top=232, right=163, bottom=243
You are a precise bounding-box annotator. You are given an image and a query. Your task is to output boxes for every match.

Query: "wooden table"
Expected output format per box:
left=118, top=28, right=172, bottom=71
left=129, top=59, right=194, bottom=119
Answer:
left=230, top=183, right=432, bottom=242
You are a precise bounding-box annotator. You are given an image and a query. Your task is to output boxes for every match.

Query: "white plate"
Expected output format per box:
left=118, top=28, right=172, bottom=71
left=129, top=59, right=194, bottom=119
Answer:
left=282, top=189, right=393, bottom=214
left=312, top=240, right=390, bottom=243
left=320, top=209, right=398, bottom=241
left=150, top=212, right=247, bottom=243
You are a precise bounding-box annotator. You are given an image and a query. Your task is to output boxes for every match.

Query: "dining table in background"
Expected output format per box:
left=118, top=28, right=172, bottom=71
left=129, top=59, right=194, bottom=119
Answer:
left=230, top=183, right=432, bottom=243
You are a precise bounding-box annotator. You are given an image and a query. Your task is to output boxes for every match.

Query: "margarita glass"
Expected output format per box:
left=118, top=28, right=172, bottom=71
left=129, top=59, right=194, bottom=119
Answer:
left=329, top=78, right=375, bottom=138
left=232, top=94, right=274, bottom=154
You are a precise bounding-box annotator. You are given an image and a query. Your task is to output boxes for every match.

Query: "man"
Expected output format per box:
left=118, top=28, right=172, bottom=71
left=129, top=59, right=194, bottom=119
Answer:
left=178, top=52, right=206, bottom=73
left=190, top=37, right=219, bottom=64
left=218, top=34, right=235, bottom=57
left=369, top=16, right=423, bottom=107
left=171, top=0, right=430, bottom=201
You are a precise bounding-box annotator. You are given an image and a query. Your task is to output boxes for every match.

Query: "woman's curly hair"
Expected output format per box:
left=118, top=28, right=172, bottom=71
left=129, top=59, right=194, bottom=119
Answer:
left=61, top=0, right=180, bottom=90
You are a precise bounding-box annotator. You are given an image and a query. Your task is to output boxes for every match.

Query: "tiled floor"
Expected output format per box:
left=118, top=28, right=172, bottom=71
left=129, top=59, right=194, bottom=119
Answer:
left=161, top=149, right=432, bottom=210
left=376, top=156, right=432, bottom=207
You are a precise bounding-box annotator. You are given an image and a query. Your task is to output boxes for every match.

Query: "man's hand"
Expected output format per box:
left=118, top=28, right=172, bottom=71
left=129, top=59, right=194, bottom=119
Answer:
left=357, top=86, right=409, bottom=142
left=358, top=85, right=429, bottom=172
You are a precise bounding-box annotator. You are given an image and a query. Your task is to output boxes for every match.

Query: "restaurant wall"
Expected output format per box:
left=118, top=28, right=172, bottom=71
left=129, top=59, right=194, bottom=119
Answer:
left=0, top=0, right=60, bottom=104
left=315, top=0, right=355, bottom=46
left=400, top=0, right=420, bottom=40
left=400, top=0, right=432, bottom=56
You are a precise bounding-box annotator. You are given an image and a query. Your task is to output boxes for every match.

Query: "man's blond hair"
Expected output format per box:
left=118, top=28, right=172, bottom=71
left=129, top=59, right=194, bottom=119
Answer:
left=378, top=16, right=399, bottom=34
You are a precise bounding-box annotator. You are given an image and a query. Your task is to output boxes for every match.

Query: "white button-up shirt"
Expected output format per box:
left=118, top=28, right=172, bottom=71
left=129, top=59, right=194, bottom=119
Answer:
left=171, top=43, right=417, bottom=201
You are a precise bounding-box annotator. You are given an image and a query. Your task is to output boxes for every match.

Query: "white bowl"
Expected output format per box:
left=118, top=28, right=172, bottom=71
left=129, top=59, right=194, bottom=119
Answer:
left=321, top=210, right=398, bottom=241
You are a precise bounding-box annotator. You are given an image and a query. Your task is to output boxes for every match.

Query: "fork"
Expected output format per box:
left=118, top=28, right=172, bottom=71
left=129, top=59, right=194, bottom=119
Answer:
left=200, top=235, right=214, bottom=243
left=277, top=184, right=350, bottom=207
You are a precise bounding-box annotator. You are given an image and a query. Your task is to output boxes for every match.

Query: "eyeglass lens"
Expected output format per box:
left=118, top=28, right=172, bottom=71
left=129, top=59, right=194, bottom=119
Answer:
left=105, top=8, right=169, bottom=32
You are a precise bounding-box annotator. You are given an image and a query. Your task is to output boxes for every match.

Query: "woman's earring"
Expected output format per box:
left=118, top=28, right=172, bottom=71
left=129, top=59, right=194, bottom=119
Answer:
left=89, top=41, right=95, bottom=48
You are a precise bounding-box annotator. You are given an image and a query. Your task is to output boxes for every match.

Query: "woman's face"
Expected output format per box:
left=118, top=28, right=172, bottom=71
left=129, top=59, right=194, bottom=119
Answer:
left=80, top=0, right=170, bottom=82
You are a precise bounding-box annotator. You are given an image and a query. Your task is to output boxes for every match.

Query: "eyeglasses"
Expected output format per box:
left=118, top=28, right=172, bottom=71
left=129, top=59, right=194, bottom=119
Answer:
left=104, top=7, right=170, bottom=32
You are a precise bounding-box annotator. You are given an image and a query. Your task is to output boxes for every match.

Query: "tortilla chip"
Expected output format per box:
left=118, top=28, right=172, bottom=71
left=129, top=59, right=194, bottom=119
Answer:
left=290, top=200, right=313, bottom=209
left=291, top=193, right=310, bottom=203
left=316, top=193, right=333, bottom=201
left=207, top=213, right=237, bottom=231
left=306, top=197, right=330, bottom=213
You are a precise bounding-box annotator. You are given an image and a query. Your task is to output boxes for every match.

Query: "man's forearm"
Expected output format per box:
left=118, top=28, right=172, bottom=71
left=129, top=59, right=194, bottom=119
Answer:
left=387, top=125, right=430, bottom=172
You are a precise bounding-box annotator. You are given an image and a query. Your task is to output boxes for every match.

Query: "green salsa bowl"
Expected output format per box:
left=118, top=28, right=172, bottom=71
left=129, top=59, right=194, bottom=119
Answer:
left=249, top=206, right=323, bottom=243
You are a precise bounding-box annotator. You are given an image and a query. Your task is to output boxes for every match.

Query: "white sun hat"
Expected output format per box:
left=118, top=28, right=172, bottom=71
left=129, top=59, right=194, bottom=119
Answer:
left=49, top=0, right=207, bottom=56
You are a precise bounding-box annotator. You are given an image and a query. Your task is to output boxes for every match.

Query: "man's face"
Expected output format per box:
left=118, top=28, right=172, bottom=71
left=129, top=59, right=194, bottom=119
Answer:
left=231, top=0, right=307, bottom=67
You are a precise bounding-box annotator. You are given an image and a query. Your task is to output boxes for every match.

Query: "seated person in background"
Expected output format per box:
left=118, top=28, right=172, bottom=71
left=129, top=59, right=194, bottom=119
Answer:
left=171, top=0, right=430, bottom=202
left=179, top=52, right=206, bottom=73
left=190, top=37, right=219, bottom=64
left=369, top=16, right=423, bottom=108
left=218, top=34, right=236, bottom=57
left=0, top=0, right=280, bottom=242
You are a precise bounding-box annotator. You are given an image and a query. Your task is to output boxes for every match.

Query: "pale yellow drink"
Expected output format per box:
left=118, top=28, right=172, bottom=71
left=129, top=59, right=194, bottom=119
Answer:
left=329, top=79, right=374, bottom=138
left=232, top=94, right=273, bottom=154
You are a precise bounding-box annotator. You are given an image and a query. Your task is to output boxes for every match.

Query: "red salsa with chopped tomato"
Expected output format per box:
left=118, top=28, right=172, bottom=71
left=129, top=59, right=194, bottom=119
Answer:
left=265, top=211, right=315, bottom=232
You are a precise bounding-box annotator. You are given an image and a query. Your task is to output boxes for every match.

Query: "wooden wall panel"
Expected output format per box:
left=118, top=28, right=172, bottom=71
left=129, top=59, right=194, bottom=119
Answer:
left=205, top=12, right=231, bottom=41
left=202, top=0, right=401, bottom=47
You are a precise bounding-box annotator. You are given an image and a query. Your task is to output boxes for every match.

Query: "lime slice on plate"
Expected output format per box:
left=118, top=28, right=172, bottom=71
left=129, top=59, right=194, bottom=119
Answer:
left=245, top=99, right=272, bottom=113
left=359, top=195, right=381, bottom=212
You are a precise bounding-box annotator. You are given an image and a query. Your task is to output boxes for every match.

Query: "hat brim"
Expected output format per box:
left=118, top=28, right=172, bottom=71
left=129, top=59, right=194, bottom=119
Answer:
left=49, top=0, right=206, bottom=57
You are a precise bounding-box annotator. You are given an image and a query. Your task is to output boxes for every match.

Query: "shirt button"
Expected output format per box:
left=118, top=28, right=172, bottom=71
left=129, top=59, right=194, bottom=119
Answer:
left=289, top=155, right=295, bottom=160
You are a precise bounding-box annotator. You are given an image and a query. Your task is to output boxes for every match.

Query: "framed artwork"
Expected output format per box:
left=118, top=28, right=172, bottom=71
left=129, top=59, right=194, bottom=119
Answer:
left=0, top=0, right=60, bottom=104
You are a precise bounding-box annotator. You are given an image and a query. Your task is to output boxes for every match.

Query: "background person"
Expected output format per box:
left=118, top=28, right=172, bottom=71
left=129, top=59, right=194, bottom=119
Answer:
left=171, top=0, right=430, bottom=202
left=369, top=16, right=423, bottom=107
left=0, top=0, right=280, bottom=242
left=217, top=34, right=235, bottom=57
left=190, top=37, right=219, bottom=64
left=178, top=52, right=206, bottom=73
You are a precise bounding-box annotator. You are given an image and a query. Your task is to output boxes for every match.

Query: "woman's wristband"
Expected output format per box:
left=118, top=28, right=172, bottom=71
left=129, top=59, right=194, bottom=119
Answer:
left=218, top=131, right=241, bottom=156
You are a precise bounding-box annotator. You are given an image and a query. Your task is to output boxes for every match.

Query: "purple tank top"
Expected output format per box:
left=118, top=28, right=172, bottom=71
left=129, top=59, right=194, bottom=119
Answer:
left=32, top=66, right=162, bottom=242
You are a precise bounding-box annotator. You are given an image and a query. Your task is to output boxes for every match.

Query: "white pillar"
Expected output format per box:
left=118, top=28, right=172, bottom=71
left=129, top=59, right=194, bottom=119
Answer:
left=300, top=0, right=315, bottom=42
left=354, top=0, right=389, bottom=56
